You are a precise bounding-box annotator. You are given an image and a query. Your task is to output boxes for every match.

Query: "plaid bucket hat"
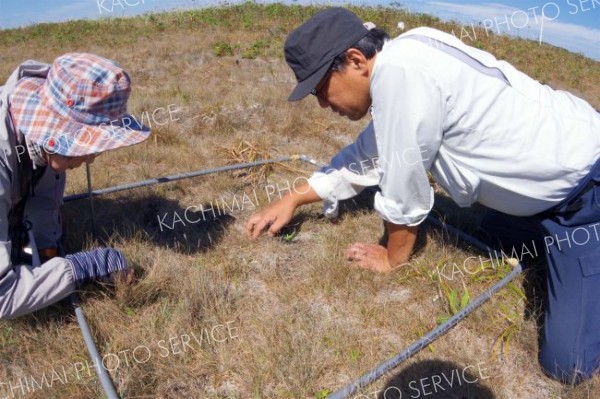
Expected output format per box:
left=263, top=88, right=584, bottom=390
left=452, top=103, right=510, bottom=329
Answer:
left=9, top=53, right=150, bottom=157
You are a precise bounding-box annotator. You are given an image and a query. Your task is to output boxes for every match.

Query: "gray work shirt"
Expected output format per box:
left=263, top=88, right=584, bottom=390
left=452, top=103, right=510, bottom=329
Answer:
left=0, top=60, right=75, bottom=319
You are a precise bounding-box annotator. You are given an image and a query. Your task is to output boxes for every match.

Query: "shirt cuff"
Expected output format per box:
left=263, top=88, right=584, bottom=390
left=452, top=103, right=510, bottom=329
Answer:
left=373, top=190, right=434, bottom=226
left=308, top=172, right=340, bottom=218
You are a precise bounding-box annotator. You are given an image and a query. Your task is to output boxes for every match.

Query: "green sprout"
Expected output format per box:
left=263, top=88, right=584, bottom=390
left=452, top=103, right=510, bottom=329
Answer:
left=281, top=230, right=298, bottom=243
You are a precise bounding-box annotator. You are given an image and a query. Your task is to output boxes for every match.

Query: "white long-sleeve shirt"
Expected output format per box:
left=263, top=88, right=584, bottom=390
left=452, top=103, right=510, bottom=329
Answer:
left=309, top=27, right=600, bottom=225
left=308, top=121, right=379, bottom=218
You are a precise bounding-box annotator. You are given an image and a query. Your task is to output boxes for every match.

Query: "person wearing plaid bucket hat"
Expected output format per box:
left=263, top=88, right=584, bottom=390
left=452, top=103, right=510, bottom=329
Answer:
left=0, top=53, right=150, bottom=319
left=246, top=8, right=600, bottom=382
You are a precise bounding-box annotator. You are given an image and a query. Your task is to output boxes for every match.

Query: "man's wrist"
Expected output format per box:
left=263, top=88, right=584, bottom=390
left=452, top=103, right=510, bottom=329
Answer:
left=287, top=183, right=321, bottom=207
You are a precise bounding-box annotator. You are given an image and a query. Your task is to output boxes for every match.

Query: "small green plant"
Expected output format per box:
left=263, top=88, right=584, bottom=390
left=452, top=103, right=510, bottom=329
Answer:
left=213, top=41, right=234, bottom=57
left=436, top=280, right=470, bottom=324
left=281, top=230, right=298, bottom=243
left=146, top=13, right=157, bottom=24
left=491, top=304, right=521, bottom=360
left=316, top=388, right=333, bottom=399
left=265, top=3, right=287, bottom=18
left=0, top=326, right=17, bottom=345
left=242, top=13, right=255, bottom=29
left=242, top=39, right=270, bottom=59
left=349, top=348, right=361, bottom=361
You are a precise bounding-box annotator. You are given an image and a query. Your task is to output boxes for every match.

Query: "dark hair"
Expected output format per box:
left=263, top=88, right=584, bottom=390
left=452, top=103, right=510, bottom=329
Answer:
left=330, top=27, right=390, bottom=72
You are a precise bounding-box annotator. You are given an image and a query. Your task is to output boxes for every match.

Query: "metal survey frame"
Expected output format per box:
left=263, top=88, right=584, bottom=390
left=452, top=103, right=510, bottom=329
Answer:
left=62, top=155, right=523, bottom=398
left=326, top=217, right=523, bottom=399
left=27, top=231, right=120, bottom=399
left=59, top=154, right=323, bottom=399
left=64, top=155, right=322, bottom=203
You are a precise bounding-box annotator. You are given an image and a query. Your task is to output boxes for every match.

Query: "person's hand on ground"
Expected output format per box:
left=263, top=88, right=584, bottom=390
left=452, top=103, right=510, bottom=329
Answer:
left=346, top=243, right=406, bottom=273
left=66, top=247, right=130, bottom=285
left=246, top=197, right=297, bottom=239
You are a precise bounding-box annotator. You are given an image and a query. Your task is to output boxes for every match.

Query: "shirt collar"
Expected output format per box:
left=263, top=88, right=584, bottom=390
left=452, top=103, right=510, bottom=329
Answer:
left=25, top=140, right=47, bottom=169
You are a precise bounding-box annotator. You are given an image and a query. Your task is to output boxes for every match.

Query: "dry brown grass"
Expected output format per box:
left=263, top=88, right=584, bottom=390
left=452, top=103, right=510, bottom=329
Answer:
left=0, top=3, right=599, bottom=399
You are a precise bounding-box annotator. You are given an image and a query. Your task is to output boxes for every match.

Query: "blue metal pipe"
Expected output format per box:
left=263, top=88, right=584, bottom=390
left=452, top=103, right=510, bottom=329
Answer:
left=327, top=216, right=523, bottom=399
left=72, top=295, right=121, bottom=399
left=65, top=156, right=297, bottom=202
left=28, top=232, right=120, bottom=398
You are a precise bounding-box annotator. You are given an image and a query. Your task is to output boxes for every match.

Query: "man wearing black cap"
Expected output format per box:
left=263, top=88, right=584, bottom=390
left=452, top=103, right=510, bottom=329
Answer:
left=246, top=7, right=600, bottom=384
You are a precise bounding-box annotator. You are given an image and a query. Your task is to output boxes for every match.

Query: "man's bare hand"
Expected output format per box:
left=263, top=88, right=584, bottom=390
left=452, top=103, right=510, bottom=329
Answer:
left=246, top=198, right=296, bottom=239
left=345, top=242, right=407, bottom=273
left=246, top=182, right=321, bottom=239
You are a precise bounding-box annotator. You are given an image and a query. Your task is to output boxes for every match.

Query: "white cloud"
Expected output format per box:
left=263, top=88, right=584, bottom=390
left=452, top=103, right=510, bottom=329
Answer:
left=427, top=1, right=520, bottom=18
left=424, top=1, right=600, bottom=60
left=539, top=18, right=600, bottom=59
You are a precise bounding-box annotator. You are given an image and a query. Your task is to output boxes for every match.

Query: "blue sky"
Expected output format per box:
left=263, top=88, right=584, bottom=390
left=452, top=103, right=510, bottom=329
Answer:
left=1, top=0, right=599, bottom=60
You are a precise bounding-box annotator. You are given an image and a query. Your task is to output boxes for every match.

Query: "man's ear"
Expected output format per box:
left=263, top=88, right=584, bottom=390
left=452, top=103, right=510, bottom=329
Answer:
left=345, top=48, right=368, bottom=71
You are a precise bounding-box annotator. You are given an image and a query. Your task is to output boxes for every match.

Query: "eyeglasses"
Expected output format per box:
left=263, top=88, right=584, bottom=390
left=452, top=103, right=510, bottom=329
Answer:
left=310, top=70, right=333, bottom=98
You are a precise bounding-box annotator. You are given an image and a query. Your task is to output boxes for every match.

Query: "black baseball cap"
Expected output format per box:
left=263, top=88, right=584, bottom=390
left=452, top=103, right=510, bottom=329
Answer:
left=284, top=8, right=369, bottom=101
